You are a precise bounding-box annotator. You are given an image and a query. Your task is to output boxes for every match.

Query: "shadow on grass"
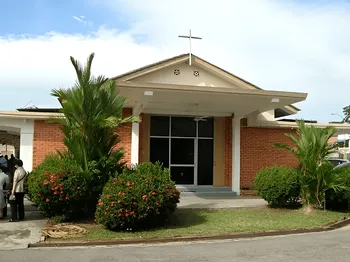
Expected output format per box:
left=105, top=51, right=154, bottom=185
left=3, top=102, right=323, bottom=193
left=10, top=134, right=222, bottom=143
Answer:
left=162, top=209, right=207, bottom=230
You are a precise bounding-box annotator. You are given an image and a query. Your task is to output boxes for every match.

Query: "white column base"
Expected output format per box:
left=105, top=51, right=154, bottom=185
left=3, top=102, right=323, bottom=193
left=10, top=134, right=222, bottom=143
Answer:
left=231, top=118, right=241, bottom=195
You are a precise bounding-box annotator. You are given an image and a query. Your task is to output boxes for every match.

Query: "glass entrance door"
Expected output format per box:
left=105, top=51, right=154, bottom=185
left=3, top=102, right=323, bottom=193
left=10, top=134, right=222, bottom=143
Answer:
left=149, top=115, right=213, bottom=185
left=170, top=138, right=195, bottom=184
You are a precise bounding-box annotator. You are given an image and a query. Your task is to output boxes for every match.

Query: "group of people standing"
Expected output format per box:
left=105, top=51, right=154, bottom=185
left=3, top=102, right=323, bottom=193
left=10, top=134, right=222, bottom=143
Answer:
left=0, top=154, right=27, bottom=222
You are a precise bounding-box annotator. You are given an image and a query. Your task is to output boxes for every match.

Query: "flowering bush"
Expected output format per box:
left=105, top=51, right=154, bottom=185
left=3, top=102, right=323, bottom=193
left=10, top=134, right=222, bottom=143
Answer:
left=95, top=162, right=180, bottom=231
left=27, top=154, right=91, bottom=221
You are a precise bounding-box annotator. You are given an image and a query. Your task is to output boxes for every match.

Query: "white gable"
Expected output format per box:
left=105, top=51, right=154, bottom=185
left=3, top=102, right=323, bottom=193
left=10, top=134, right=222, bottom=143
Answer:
left=131, top=62, right=242, bottom=88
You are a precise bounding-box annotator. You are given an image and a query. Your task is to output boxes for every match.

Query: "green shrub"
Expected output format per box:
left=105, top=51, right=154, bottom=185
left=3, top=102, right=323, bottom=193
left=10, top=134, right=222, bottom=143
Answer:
left=326, top=167, right=350, bottom=210
left=87, top=151, right=126, bottom=199
left=254, top=166, right=301, bottom=208
left=27, top=154, right=91, bottom=221
left=95, top=162, right=180, bottom=231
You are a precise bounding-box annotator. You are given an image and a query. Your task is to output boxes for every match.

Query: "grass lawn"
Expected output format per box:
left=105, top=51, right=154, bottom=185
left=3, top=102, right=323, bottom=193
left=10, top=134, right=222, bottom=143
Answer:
left=46, top=207, right=349, bottom=242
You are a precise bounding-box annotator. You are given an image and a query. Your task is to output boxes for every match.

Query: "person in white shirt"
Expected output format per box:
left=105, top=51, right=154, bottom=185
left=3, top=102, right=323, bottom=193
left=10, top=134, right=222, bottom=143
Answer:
left=0, top=166, right=10, bottom=218
left=9, top=159, right=26, bottom=222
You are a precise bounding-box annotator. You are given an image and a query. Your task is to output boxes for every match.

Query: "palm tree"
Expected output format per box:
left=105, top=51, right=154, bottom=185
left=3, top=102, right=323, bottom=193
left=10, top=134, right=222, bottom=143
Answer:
left=275, top=120, right=342, bottom=208
left=50, top=53, right=139, bottom=171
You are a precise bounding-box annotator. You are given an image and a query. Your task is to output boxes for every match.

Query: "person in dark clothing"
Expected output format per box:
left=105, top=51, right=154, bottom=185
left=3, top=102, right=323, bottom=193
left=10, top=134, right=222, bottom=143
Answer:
left=9, top=160, right=26, bottom=222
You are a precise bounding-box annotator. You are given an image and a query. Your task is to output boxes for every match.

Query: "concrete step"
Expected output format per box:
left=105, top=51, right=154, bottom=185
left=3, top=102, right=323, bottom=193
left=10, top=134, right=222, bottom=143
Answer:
left=176, top=186, right=237, bottom=198
left=176, top=186, right=232, bottom=192
left=180, top=191, right=237, bottom=198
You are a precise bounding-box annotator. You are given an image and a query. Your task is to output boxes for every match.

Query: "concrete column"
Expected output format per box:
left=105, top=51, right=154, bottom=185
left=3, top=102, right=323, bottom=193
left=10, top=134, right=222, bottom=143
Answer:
left=231, top=117, right=241, bottom=195
left=131, top=105, right=141, bottom=167
left=19, top=119, right=34, bottom=172
left=131, top=122, right=139, bottom=167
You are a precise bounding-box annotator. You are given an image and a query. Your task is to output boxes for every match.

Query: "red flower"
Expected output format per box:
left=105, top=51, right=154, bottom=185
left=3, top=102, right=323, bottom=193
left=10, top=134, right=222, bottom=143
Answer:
left=43, top=180, right=49, bottom=185
left=37, top=194, right=42, bottom=197
left=45, top=198, right=50, bottom=203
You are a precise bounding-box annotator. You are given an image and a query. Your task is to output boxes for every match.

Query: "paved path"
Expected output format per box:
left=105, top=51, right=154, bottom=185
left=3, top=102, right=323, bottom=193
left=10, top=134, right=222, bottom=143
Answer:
left=0, top=195, right=266, bottom=250
left=0, top=199, right=46, bottom=250
left=1, top=226, right=349, bottom=261
left=178, top=195, right=267, bottom=209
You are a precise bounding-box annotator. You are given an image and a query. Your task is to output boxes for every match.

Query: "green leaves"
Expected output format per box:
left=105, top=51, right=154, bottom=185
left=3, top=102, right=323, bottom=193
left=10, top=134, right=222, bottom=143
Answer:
left=342, top=105, right=350, bottom=123
left=254, top=166, right=301, bottom=208
left=95, top=162, right=180, bottom=231
left=50, top=52, right=139, bottom=171
left=274, top=120, right=339, bottom=208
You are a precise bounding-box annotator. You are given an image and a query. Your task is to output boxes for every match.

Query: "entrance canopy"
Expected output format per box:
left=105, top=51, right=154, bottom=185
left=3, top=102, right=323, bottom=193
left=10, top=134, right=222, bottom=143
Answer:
left=117, top=81, right=307, bottom=118
left=112, top=53, right=307, bottom=118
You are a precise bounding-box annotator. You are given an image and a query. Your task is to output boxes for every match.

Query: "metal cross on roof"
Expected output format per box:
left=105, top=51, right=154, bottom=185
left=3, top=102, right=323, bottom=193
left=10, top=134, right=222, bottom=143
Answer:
left=178, top=29, right=202, bottom=66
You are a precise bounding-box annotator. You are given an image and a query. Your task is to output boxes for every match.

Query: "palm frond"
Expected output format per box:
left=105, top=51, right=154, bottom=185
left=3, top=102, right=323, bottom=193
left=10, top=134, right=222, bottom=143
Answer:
left=50, top=52, right=133, bottom=171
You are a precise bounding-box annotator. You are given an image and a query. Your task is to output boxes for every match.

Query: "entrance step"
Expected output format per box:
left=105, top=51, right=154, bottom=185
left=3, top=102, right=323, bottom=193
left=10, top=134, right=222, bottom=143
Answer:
left=176, top=186, right=237, bottom=197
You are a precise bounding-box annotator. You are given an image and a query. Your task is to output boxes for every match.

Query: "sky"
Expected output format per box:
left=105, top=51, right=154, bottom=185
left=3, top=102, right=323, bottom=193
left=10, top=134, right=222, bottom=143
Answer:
left=1, top=0, right=350, bottom=123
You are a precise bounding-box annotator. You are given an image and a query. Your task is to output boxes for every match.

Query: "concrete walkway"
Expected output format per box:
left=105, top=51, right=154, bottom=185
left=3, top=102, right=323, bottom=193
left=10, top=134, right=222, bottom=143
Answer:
left=0, top=195, right=266, bottom=250
left=178, top=195, right=267, bottom=209
left=0, top=198, right=46, bottom=250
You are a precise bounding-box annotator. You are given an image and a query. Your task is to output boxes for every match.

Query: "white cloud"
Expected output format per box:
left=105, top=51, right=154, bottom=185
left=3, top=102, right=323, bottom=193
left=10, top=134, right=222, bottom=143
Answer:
left=73, top=15, right=93, bottom=26
left=1, top=0, right=350, bottom=122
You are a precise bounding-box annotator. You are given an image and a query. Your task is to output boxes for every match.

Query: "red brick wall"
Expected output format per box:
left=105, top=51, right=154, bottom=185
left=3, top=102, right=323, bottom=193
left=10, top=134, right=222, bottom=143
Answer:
left=33, top=120, right=65, bottom=168
left=223, top=120, right=298, bottom=188
left=113, top=108, right=132, bottom=166
left=240, top=127, right=298, bottom=188
left=33, top=108, right=133, bottom=169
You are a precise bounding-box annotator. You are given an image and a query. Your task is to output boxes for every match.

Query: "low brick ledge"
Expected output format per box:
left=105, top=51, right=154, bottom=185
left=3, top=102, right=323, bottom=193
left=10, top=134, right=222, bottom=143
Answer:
left=240, top=190, right=257, bottom=196
left=28, top=217, right=350, bottom=248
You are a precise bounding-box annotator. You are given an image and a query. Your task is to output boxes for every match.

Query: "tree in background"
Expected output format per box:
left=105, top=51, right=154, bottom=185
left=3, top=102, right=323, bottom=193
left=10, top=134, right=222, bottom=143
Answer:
left=342, top=105, right=350, bottom=123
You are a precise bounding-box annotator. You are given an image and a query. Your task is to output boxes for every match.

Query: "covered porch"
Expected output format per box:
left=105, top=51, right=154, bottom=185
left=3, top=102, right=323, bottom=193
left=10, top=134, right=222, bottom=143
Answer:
left=0, top=113, right=35, bottom=171
left=117, top=81, right=307, bottom=195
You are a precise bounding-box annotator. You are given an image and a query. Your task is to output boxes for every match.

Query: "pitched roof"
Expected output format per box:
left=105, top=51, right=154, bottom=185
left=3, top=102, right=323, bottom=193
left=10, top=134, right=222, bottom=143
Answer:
left=111, top=53, right=300, bottom=113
